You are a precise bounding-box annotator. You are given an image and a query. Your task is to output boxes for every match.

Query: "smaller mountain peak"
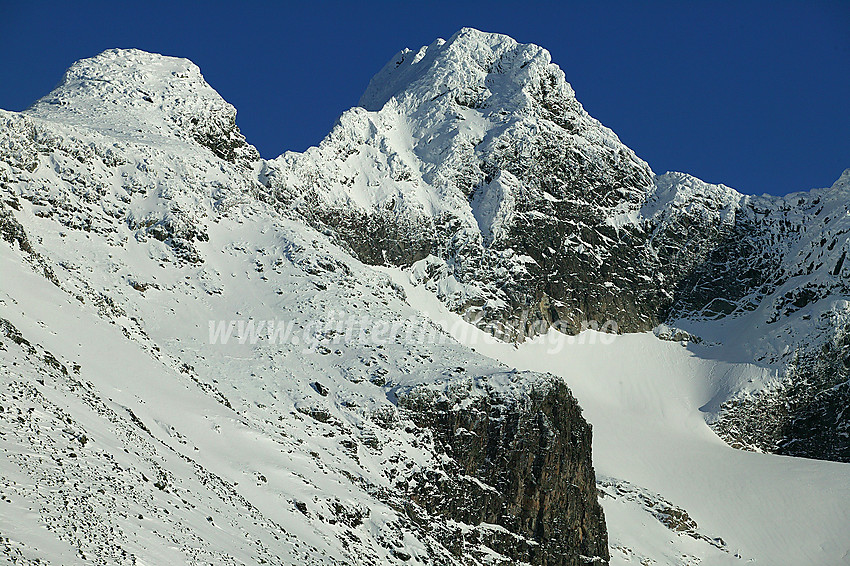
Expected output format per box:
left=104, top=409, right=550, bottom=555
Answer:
left=25, top=48, right=257, bottom=162
left=69, top=47, right=199, bottom=78
left=28, top=48, right=212, bottom=115
left=831, top=168, right=850, bottom=190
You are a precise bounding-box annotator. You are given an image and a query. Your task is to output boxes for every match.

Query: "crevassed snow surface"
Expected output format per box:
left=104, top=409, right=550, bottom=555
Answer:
left=381, top=266, right=850, bottom=566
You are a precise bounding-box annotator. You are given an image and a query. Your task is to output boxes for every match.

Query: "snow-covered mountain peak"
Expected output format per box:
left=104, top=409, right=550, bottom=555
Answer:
left=358, top=27, right=571, bottom=115
left=267, top=28, right=659, bottom=338
left=24, top=48, right=258, bottom=162
left=27, top=48, right=219, bottom=125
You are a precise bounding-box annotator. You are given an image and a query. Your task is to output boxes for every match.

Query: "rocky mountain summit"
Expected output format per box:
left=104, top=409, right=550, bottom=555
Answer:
left=266, top=28, right=661, bottom=340
left=1, top=27, right=848, bottom=566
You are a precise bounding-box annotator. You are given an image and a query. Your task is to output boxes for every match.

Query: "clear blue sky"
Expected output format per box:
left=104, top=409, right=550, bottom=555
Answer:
left=1, top=0, right=847, bottom=195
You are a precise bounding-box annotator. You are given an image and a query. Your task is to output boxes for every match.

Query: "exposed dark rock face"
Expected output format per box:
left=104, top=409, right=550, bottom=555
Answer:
left=715, top=328, right=850, bottom=462
left=398, top=374, right=609, bottom=565
left=0, top=198, right=33, bottom=254
left=0, top=198, right=61, bottom=286
left=315, top=207, right=441, bottom=267
left=644, top=177, right=776, bottom=320
left=649, top=173, right=850, bottom=324
left=178, top=104, right=259, bottom=164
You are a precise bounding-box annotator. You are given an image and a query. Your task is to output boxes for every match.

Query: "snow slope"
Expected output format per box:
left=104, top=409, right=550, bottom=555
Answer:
left=384, top=265, right=850, bottom=566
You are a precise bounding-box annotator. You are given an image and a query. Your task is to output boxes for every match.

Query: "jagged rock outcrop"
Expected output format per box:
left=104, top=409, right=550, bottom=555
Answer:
left=398, top=373, right=608, bottom=565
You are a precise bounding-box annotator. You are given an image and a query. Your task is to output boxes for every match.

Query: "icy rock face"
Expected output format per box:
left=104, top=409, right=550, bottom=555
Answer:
left=648, top=170, right=850, bottom=325
left=266, top=28, right=662, bottom=340
left=0, top=48, right=608, bottom=565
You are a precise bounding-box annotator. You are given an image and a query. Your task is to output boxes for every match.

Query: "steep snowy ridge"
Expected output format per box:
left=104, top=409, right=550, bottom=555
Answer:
left=650, top=169, right=850, bottom=329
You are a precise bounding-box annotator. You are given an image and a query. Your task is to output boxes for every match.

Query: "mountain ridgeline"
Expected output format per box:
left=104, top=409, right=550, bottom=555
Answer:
left=1, top=43, right=610, bottom=565
left=0, top=27, right=848, bottom=566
